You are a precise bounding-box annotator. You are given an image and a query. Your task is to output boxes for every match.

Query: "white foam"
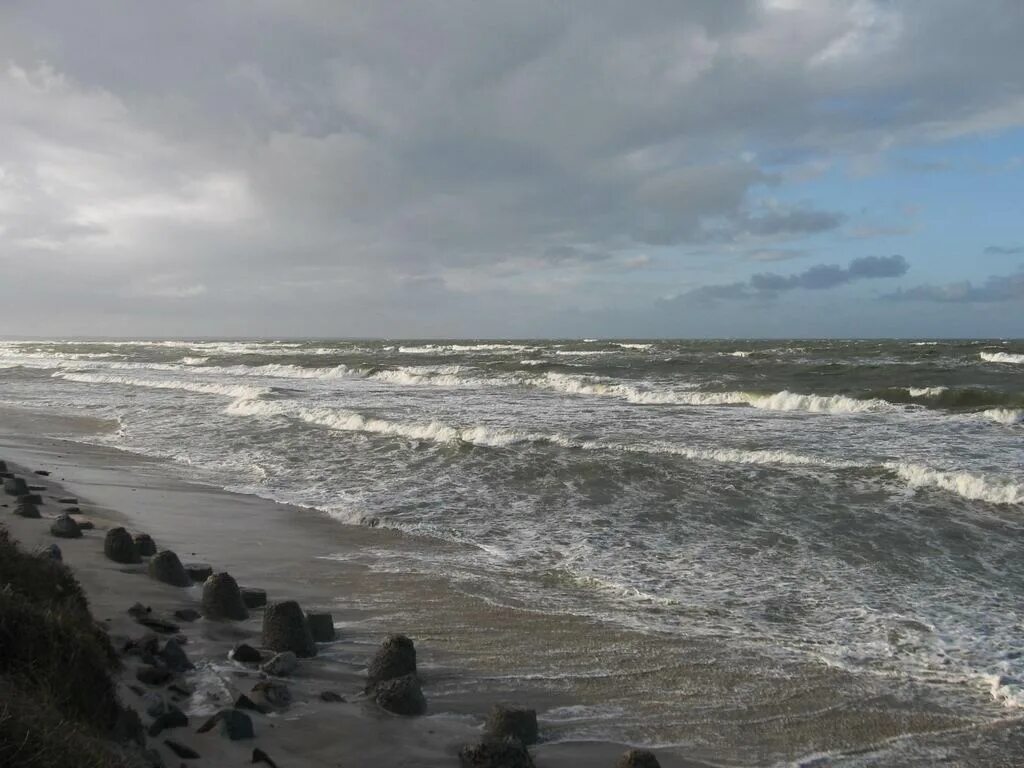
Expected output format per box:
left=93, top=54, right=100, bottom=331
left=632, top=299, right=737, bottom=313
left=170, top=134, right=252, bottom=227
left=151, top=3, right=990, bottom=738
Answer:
left=554, top=350, right=616, bottom=356
left=907, top=386, right=947, bottom=398
left=750, top=390, right=891, bottom=415
left=181, top=356, right=209, bottom=365
left=981, top=352, right=1024, bottom=364
left=726, top=350, right=752, bottom=358
left=885, top=462, right=1023, bottom=505
left=986, top=673, right=1024, bottom=708
left=982, top=408, right=1024, bottom=426
left=52, top=371, right=269, bottom=400
left=398, top=343, right=528, bottom=354
left=614, top=343, right=652, bottom=350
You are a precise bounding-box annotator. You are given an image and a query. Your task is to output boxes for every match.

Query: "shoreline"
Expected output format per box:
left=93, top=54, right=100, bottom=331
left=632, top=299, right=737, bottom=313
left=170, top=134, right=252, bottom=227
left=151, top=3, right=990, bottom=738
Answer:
left=0, top=407, right=699, bottom=768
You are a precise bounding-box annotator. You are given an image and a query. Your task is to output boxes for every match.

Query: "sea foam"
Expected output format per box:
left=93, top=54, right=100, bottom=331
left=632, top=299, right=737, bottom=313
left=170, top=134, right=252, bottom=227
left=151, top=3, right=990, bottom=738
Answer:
left=980, top=351, right=1024, bottom=364
left=885, top=462, right=1024, bottom=505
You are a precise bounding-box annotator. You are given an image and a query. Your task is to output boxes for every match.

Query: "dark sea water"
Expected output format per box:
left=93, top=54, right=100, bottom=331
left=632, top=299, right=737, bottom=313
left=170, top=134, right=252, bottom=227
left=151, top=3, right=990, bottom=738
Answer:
left=1, top=338, right=1022, bottom=764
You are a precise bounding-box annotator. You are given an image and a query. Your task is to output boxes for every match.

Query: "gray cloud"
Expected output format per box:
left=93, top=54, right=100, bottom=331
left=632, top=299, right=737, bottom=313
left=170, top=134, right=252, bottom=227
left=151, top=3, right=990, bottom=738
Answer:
left=885, top=270, right=1024, bottom=303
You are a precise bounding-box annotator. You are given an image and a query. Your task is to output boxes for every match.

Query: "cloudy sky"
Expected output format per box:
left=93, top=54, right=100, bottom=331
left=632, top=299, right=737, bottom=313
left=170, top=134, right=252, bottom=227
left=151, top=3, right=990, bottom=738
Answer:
left=1, top=1, right=1022, bottom=338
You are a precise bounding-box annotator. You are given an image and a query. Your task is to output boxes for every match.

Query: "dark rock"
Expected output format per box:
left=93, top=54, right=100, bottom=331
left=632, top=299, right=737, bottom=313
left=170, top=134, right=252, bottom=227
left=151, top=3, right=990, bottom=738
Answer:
left=33, top=470, right=50, bottom=476
left=135, top=614, right=181, bottom=634
left=134, top=533, right=157, bottom=556
left=201, top=572, right=249, bottom=621
left=219, top=708, right=254, bottom=740
left=484, top=705, right=539, bottom=746
left=306, top=612, right=336, bottom=642
left=142, top=748, right=165, bottom=768
left=143, top=692, right=166, bottom=718
left=164, top=739, right=199, bottom=759
left=149, top=550, right=191, bottom=587
left=373, top=673, right=427, bottom=716
left=174, top=608, right=201, bottom=622
left=366, top=633, right=416, bottom=689
left=28, top=484, right=46, bottom=492
left=74, top=517, right=95, bottom=530
left=35, top=543, right=62, bottom=560
left=196, top=713, right=220, bottom=734
left=57, top=496, right=77, bottom=504
left=136, top=665, right=173, bottom=686
left=319, top=690, right=346, bottom=703
left=262, top=600, right=316, bottom=657
left=123, top=632, right=160, bottom=658
left=104, top=527, right=141, bottom=564
left=459, top=737, right=535, bottom=768
left=12, top=500, right=41, bottom=519
left=112, top=705, right=145, bottom=746
left=249, top=680, right=291, bottom=710
left=64, top=506, right=81, bottom=513
left=230, top=643, right=263, bottom=664
left=184, top=562, right=213, bottom=582
left=128, top=602, right=151, bottom=618
left=234, top=693, right=270, bottom=714
left=3, top=476, right=28, bottom=496
left=260, top=651, right=298, bottom=676
left=148, top=706, right=188, bottom=737
left=615, top=750, right=662, bottom=768
left=23, top=493, right=43, bottom=505
left=160, top=638, right=193, bottom=672
left=0, top=460, right=6, bottom=472
left=50, top=513, right=82, bottom=539
left=252, top=747, right=280, bottom=768
left=241, top=587, right=267, bottom=609
left=168, top=682, right=193, bottom=698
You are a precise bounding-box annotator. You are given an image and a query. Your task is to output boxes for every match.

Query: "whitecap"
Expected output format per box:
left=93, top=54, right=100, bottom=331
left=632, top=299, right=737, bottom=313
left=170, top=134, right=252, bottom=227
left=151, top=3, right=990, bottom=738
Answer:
left=980, top=351, right=1024, bottom=364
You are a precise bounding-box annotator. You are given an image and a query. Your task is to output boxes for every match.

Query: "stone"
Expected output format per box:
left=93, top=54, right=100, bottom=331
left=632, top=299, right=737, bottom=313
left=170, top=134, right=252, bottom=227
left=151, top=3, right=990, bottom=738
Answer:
left=366, top=634, right=416, bottom=689
left=241, top=587, right=267, bottom=609
left=148, top=706, right=188, bottom=737
left=148, top=550, right=191, bottom=587
left=163, top=739, right=199, bottom=759
left=28, top=485, right=46, bottom=492
left=143, top=692, right=167, bottom=718
left=459, top=738, right=535, bottom=768
left=615, top=750, right=662, bottom=768
left=50, top=513, right=82, bottom=539
left=201, top=572, right=249, bottom=621
left=112, top=705, right=145, bottom=746
left=184, top=562, right=213, bottom=582
left=260, top=651, right=298, bottom=676
left=306, top=612, right=336, bottom=642
left=319, top=690, right=345, bottom=703
left=484, top=705, right=539, bottom=746
left=136, top=665, right=173, bottom=686
left=23, top=493, right=42, bottom=505
left=57, top=497, right=77, bottom=504
left=230, top=643, right=262, bottom=664
left=234, top=694, right=270, bottom=714
left=74, top=517, right=95, bottom=530
left=12, top=500, right=41, bottom=519
left=160, top=638, right=193, bottom=672
left=33, top=470, right=49, bottom=476
left=35, top=543, right=62, bottom=560
left=262, top=600, right=316, bottom=657
left=219, top=709, right=254, bottom=740
left=142, top=748, right=165, bottom=768
left=174, top=608, right=201, bottom=622
left=252, top=748, right=280, bottom=768
left=135, top=614, right=180, bottom=634
left=0, top=460, right=7, bottom=472
left=134, top=533, right=157, bottom=556
left=249, top=680, right=291, bottom=710
left=104, top=527, right=141, bottom=564
left=373, top=673, right=427, bottom=716
left=3, top=476, right=28, bottom=496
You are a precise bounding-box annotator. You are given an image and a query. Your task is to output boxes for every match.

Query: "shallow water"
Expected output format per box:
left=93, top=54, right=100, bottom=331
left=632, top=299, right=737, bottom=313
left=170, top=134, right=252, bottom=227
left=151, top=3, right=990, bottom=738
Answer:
left=1, top=337, right=1022, bottom=764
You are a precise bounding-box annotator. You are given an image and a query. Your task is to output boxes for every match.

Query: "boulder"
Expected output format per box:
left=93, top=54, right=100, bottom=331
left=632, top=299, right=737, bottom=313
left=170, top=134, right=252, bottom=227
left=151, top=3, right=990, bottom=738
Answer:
left=252, top=748, right=280, bottom=768
left=134, top=533, right=157, bottom=556
left=201, top=572, right=249, bottom=621
left=230, top=643, right=263, bottom=664
left=104, top=527, right=141, bottom=564
left=33, top=469, right=49, bottom=476
left=615, top=750, right=662, bottom=768
left=319, top=691, right=345, bottom=703
left=160, top=638, right=192, bottom=673
left=241, top=587, right=267, bottom=609
left=28, top=484, right=46, bottom=492
left=484, top=705, right=539, bottom=746
left=23, top=493, right=43, bottom=505
left=262, top=600, right=316, bottom=657
left=3, top=476, right=28, bottom=496
left=366, top=634, right=417, bottom=689
left=373, top=673, right=427, bottom=716
left=57, top=497, right=78, bottom=505
left=174, top=608, right=201, bottom=622
left=0, top=460, right=7, bottom=473
left=143, top=692, right=166, bottom=718
left=163, top=740, right=199, bottom=760
left=148, top=550, right=191, bottom=587
left=12, top=499, right=41, bottom=519
left=36, top=543, right=62, bottom=560
left=147, top=706, right=188, bottom=737
left=219, top=709, right=254, bottom=740
left=136, top=665, right=173, bottom=686
left=50, top=513, right=82, bottom=539
left=234, top=694, right=269, bottom=714
left=184, top=562, right=213, bottom=582
left=260, top=651, right=298, bottom=677
left=74, top=517, right=95, bottom=530
left=306, top=612, right=336, bottom=642
left=459, top=738, right=535, bottom=768
left=249, top=680, right=291, bottom=710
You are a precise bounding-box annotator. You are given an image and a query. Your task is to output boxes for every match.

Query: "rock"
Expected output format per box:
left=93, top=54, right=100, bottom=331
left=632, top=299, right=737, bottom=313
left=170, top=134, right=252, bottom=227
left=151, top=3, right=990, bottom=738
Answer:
left=230, top=643, right=262, bottom=664
left=252, top=748, right=280, bottom=768
left=319, top=690, right=345, bottom=703
left=142, top=748, right=166, bottom=768
left=163, top=739, right=199, bottom=759
left=136, top=614, right=180, bottom=634
left=33, top=470, right=49, bottom=476
left=12, top=500, right=41, bottom=519
left=148, top=706, right=188, bottom=737
left=0, top=460, right=6, bottom=472
left=35, top=543, right=62, bottom=560
left=3, top=476, right=28, bottom=496
left=484, top=705, right=539, bottom=746
left=148, top=550, right=191, bottom=587
left=50, top=513, right=82, bottom=539
left=260, top=651, right=298, bottom=676
left=615, top=750, right=662, bottom=768
left=234, top=694, right=270, bottom=714
left=196, top=713, right=221, bottom=734
left=28, top=484, right=46, bottom=492
left=160, top=638, right=193, bottom=672
left=306, top=612, right=336, bottom=642
left=57, top=496, right=77, bottom=504
left=201, top=572, right=249, bottom=621
left=112, top=705, right=145, bottom=746
left=136, top=665, right=173, bottom=686
left=23, top=493, right=43, bottom=505
left=373, top=673, right=427, bottom=716
left=143, top=692, right=167, bottom=718
left=249, top=680, right=291, bottom=710
left=366, top=634, right=416, bottom=689
left=184, top=562, right=213, bottom=582
left=74, top=517, right=95, bottom=530
left=104, top=527, right=141, bottom=564
left=174, top=608, right=201, bottom=622
left=459, top=738, right=535, bottom=768
left=219, top=709, right=254, bottom=740
left=262, top=600, right=316, bottom=657
left=241, top=587, right=267, bottom=609
left=134, top=533, right=157, bottom=556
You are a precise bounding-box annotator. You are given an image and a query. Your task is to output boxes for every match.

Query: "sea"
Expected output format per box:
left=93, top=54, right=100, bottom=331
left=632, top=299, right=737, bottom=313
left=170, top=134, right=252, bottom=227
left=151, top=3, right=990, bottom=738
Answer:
left=1, top=338, right=1022, bottom=765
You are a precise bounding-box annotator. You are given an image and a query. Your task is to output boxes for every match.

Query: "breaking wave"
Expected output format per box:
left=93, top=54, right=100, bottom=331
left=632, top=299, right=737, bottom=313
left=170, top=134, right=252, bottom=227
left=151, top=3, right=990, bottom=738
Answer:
left=982, top=408, right=1024, bottom=426
left=980, top=352, right=1024, bottom=364
left=884, top=462, right=1024, bottom=506
left=748, top=391, right=891, bottom=414
left=51, top=371, right=270, bottom=400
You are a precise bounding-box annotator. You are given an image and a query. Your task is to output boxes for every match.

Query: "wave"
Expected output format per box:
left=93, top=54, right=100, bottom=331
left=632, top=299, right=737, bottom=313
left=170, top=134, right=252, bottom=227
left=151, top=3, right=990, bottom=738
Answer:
left=749, top=391, right=892, bottom=414
left=982, top=408, right=1024, bottom=426
left=181, top=356, right=209, bottom=365
left=614, top=343, right=652, bottom=350
left=907, top=386, right=947, bottom=398
left=52, top=371, right=270, bottom=400
left=981, top=352, right=1024, bottom=364
left=397, top=343, right=529, bottom=355
left=986, top=673, right=1024, bottom=709
left=554, top=350, right=616, bottom=356
left=885, top=462, right=1023, bottom=505
left=725, top=351, right=752, bottom=358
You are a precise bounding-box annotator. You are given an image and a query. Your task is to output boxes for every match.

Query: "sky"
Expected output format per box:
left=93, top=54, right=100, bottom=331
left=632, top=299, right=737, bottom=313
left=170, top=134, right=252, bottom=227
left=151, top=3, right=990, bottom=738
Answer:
left=1, top=0, right=1022, bottom=339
